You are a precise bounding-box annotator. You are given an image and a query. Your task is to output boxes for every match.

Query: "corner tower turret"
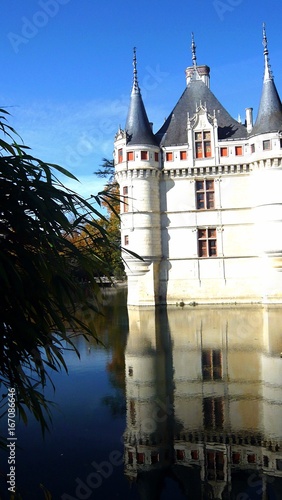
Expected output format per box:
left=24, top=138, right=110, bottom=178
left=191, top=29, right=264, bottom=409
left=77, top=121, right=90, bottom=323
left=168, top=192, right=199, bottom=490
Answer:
left=114, top=49, right=161, bottom=306
left=251, top=24, right=282, bottom=136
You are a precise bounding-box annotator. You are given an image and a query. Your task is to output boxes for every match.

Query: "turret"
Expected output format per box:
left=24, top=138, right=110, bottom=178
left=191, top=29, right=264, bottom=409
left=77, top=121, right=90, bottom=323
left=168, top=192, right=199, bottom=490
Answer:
left=251, top=24, right=282, bottom=136
left=251, top=25, right=282, bottom=285
left=114, top=49, right=161, bottom=306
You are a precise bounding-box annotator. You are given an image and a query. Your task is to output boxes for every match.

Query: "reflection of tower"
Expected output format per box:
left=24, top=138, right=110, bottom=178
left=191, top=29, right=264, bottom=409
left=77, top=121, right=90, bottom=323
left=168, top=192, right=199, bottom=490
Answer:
left=123, top=307, right=175, bottom=498
left=123, top=305, right=282, bottom=499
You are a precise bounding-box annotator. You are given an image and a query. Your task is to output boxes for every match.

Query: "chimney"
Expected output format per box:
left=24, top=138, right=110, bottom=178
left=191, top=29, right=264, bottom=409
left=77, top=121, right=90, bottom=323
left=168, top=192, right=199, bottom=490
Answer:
left=245, top=107, right=253, bottom=133
left=185, top=65, right=210, bottom=88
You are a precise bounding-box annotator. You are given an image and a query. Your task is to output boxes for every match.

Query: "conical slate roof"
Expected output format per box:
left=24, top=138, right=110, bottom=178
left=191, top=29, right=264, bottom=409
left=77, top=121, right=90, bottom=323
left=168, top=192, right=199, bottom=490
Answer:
left=125, top=49, right=157, bottom=146
left=155, top=73, right=247, bottom=147
left=251, top=79, right=282, bottom=135
left=251, top=25, right=282, bottom=136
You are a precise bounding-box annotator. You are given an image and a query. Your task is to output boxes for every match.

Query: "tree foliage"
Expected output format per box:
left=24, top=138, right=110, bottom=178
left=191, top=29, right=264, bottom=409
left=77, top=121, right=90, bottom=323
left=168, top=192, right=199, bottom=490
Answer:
left=92, top=157, right=125, bottom=278
left=0, top=109, right=120, bottom=439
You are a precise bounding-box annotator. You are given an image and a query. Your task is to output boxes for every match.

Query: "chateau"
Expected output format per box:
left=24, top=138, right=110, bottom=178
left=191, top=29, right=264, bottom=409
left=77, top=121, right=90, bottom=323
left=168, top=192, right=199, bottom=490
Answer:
left=114, top=27, right=282, bottom=307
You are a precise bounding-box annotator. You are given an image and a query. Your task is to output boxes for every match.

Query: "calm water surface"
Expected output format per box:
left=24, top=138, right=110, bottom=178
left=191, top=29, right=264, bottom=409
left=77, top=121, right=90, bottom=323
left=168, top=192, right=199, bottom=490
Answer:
left=1, top=289, right=282, bottom=499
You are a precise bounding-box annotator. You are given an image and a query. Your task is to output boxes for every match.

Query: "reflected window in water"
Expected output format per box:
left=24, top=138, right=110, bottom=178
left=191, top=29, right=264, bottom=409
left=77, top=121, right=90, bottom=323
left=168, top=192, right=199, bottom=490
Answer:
left=206, top=451, right=225, bottom=481
left=203, top=396, right=224, bottom=429
left=129, top=399, right=136, bottom=425
left=202, top=349, right=222, bottom=380
left=137, top=452, right=145, bottom=464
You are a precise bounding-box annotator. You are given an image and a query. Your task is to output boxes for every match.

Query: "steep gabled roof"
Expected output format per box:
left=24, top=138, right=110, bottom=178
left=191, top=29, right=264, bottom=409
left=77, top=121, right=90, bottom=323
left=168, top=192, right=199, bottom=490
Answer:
left=125, top=49, right=157, bottom=146
left=250, top=25, right=282, bottom=136
left=155, top=73, right=247, bottom=147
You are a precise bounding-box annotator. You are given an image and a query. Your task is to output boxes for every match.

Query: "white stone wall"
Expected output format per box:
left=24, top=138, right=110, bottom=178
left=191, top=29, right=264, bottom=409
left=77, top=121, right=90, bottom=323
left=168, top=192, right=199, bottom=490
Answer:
left=114, top=122, right=282, bottom=305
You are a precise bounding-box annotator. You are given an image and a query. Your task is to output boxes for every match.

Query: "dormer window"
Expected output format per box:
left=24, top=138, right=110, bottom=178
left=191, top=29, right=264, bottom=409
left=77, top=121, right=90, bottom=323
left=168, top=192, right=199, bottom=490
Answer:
left=195, top=131, right=212, bottom=158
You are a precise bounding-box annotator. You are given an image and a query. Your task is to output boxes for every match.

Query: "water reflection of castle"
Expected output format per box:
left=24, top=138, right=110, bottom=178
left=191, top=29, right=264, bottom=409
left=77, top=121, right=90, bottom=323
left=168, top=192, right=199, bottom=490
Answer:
left=123, top=306, right=282, bottom=498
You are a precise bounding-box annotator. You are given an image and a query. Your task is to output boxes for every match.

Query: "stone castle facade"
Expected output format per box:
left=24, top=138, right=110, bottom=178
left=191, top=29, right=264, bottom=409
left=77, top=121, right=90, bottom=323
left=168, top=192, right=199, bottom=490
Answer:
left=114, top=27, right=282, bottom=306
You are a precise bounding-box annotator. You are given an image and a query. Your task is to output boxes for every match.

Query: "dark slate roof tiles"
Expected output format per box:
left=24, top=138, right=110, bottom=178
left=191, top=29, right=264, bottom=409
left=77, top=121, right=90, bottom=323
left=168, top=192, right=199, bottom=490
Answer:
left=125, top=89, right=157, bottom=146
left=250, top=78, right=282, bottom=136
left=155, top=78, right=248, bottom=146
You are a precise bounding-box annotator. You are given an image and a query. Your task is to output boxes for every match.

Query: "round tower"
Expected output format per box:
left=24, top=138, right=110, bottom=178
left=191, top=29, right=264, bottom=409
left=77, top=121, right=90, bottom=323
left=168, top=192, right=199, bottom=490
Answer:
left=251, top=25, right=282, bottom=299
left=114, top=49, right=162, bottom=306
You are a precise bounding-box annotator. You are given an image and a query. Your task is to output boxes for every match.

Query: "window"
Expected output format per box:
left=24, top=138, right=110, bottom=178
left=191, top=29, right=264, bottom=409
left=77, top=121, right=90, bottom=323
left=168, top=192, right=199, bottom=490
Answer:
left=263, top=140, right=271, bottom=150
left=130, top=400, right=136, bottom=426
left=251, top=143, right=255, bottom=153
left=198, top=228, right=217, bottom=257
left=276, top=459, right=282, bottom=471
left=122, top=186, right=128, bottom=213
left=247, top=454, right=256, bottom=464
left=151, top=452, right=159, bottom=464
left=118, top=148, right=123, bottom=163
left=263, top=456, right=269, bottom=468
left=127, top=151, right=134, bottom=161
left=166, top=152, right=173, bottom=161
left=202, top=349, right=222, bottom=380
left=203, top=397, right=224, bottom=430
left=220, top=147, right=228, bottom=157
left=141, top=150, right=148, bottom=160
left=206, top=450, right=225, bottom=481
left=191, top=450, right=199, bottom=460
left=124, top=235, right=129, bottom=246
left=128, top=451, right=134, bottom=465
left=280, top=139, right=282, bottom=149
left=180, top=150, right=187, bottom=160
left=176, top=450, right=185, bottom=461
left=128, top=366, right=133, bottom=376
left=137, top=453, right=145, bottom=465
left=196, top=179, right=215, bottom=209
left=235, top=146, right=243, bottom=156
left=232, top=453, right=241, bottom=465
left=154, top=152, right=159, bottom=162
left=195, top=130, right=212, bottom=158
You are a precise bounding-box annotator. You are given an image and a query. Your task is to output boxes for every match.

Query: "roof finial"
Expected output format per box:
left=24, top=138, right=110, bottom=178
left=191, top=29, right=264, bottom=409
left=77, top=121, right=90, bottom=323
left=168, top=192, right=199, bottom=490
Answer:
left=191, top=33, right=197, bottom=68
left=262, top=23, right=272, bottom=81
left=132, top=47, right=140, bottom=93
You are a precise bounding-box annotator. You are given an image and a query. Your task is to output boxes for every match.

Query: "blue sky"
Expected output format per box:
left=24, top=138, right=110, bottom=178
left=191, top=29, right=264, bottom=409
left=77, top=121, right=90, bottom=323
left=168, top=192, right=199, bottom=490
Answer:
left=1, top=0, right=282, bottom=199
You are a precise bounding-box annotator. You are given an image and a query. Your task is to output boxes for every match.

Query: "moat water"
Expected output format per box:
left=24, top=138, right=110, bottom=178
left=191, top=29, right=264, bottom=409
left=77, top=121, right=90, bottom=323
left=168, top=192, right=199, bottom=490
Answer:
left=1, top=288, right=282, bottom=499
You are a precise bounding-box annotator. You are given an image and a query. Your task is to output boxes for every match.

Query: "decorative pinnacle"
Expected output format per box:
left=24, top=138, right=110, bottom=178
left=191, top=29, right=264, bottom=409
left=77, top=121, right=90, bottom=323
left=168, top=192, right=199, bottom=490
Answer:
left=262, top=23, right=268, bottom=56
left=132, top=47, right=140, bottom=93
left=262, top=23, right=272, bottom=80
left=191, top=32, right=197, bottom=68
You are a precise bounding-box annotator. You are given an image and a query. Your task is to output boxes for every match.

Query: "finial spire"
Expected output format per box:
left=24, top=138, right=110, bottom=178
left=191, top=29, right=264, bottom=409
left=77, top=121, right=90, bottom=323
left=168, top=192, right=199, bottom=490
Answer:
left=132, top=47, right=140, bottom=93
left=262, top=23, right=272, bottom=81
left=191, top=33, right=197, bottom=68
